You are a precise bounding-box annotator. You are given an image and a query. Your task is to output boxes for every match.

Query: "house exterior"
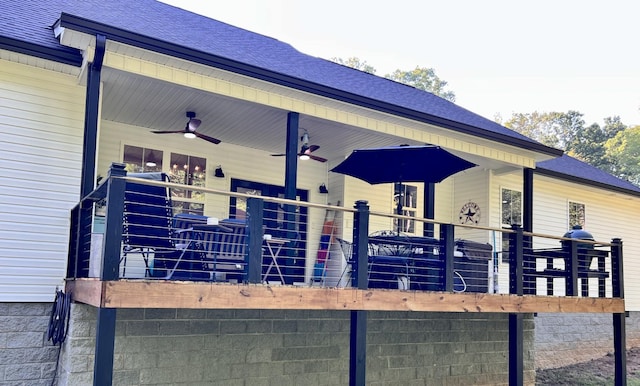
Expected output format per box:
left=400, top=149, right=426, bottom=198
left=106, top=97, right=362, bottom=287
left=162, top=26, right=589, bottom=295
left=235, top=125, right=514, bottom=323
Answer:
left=0, top=0, right=636, bottom=384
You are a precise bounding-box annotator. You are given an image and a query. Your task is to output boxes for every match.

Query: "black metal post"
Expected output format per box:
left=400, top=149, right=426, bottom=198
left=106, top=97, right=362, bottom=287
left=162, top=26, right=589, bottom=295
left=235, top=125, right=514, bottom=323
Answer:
left=246, top=197, right=264, bottom=283
left=93, top=163, right=126, bottom=386
left=508, top=224, right=524, bottom=386
left=566, top=240, right=578, bottom=296
left=283, top=112, right=299, bottom=283
left=509, top=313, right=524, bottom=386
left=349, top=200, right=369, bottom=386
left=80, top=34, right=105, bottom=198
left=423, top=183, right=435, bottom=238
left=509, top=225, right=523, bottom=296
left=440, top=224, right=454, bottom=292
left=611, top=238, right=626, bottom=386
left=352, top=200, right=369, bottom=290
left=350, top=310, right=366, bottom=386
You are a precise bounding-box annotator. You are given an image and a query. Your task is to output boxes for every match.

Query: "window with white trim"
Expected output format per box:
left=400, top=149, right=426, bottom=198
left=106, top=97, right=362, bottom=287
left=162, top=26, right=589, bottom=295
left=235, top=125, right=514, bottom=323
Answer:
left=568, top=201, right=585, bottom=228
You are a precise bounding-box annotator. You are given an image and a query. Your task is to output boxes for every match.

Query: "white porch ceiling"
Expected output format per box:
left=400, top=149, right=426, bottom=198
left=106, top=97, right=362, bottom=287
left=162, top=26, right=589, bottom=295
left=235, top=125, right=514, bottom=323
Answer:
left=100, top=67, right=414, bottom=164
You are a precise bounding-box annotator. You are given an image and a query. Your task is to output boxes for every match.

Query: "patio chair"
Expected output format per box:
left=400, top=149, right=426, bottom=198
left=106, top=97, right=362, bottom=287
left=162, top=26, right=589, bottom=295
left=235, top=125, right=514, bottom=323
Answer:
left=121, top=173, right=208, bottom=280
left=209, top=218, right=249, bottom=282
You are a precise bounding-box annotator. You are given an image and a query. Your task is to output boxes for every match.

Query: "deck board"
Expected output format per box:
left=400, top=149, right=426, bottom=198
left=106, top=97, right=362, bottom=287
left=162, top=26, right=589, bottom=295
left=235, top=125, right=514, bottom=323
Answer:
left=66, top=279, right=625, bottom=313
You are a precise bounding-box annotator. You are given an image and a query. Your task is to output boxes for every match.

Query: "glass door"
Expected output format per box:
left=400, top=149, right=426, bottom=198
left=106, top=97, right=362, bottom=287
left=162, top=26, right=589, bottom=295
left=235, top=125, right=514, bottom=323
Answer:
left=230, top=179, right=308, bottom=284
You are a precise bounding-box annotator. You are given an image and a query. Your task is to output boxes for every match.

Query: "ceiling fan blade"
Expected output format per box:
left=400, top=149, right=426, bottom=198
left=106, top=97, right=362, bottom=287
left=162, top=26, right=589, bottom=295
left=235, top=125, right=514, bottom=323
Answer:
left=271, top=153, right=286, bottom=157
left=306, top=144, right=320, bottom=153
left=195, top=132, right=221, bottom=144
left=309, top=154, right=327, bottom=163
left=151, top=130, right=185, bottom=134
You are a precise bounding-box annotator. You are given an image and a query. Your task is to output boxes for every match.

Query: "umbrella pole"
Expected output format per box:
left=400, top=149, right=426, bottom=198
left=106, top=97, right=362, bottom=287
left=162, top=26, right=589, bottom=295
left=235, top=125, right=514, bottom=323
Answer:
left=396, top=182, right=403, bottom=235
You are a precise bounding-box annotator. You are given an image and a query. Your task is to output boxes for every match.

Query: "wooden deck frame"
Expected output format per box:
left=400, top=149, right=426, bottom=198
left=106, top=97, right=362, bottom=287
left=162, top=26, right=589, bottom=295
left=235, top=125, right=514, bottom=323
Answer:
left=67, top=279, right=625, bottom=313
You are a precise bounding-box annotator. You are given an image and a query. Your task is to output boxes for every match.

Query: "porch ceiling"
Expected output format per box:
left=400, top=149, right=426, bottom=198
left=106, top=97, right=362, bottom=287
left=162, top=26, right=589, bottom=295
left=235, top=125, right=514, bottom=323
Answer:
left=100, top=68, right=417, bottom=164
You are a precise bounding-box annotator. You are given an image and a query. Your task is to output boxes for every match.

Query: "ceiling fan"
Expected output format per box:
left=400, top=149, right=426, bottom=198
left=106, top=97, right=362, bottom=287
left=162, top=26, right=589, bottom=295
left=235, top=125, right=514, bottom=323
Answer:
left=151, top=111, right=221, bottom=144
left=271, top=130, right=327, bottom=163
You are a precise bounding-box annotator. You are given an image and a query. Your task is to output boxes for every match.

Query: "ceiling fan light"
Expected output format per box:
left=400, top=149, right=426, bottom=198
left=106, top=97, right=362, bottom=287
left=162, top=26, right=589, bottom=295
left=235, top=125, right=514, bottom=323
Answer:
left=299, top=154, right=310, bottom=161
left=183, top=132, right=196, bottom=139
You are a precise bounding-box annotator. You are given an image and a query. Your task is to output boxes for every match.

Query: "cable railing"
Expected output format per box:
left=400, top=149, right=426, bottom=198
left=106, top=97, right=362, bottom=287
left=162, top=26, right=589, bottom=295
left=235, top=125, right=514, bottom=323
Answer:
left=66, top=163, right=623, bottom=300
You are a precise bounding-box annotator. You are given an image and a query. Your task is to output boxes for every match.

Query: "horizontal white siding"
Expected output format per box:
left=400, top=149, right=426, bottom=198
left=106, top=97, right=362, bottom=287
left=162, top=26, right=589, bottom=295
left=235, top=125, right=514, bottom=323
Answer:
left=533, top=175, right=640, bottom=309
left=0, top=60, right=85, bottom=302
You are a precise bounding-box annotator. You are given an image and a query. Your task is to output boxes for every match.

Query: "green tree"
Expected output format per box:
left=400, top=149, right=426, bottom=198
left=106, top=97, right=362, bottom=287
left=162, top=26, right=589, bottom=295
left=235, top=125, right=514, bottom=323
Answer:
left=331, top=57, right=377, bottom=74
left=503, top=111, right=585, bottom=149
left=604, top=125, right=640, bottom=184
left=566, top=116, right=626, bottom=174
left=385, top=66, right=456, bottom=102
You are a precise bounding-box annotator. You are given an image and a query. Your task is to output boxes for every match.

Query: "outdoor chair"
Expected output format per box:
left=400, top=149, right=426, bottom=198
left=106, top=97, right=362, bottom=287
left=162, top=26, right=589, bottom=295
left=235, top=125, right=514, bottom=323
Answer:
left=121, top=173, right=208, bottom=280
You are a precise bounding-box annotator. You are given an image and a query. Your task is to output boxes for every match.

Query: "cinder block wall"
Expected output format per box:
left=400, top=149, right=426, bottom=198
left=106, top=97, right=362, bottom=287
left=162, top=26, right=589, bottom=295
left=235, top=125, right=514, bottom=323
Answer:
left=58, top=304, right=535, bottom=385
left=0, top=303, right=60, bottom=385
left=534, top=312, right=640, bottom=370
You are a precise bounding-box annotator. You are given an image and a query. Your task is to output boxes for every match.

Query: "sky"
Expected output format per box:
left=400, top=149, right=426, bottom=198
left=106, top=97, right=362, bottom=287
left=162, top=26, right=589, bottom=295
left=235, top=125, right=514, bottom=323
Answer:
left=161, top=0, right=639, bottom=127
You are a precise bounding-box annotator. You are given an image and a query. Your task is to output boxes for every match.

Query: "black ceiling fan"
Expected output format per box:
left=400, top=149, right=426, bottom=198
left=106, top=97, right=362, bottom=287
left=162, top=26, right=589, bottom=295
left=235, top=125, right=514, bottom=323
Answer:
left=151, top=111, right=221, bottom=144
left=271, top=130, right=327, bottom=163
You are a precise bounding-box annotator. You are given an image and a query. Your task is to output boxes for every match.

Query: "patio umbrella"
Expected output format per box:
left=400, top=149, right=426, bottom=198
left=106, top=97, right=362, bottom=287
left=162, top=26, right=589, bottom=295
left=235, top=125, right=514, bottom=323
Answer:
left=331, top=145, right=476, bottom=230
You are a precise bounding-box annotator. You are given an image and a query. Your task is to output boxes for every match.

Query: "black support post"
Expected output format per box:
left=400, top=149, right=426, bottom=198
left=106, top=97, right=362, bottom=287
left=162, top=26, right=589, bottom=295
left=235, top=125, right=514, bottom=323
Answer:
left=283, top=112, right=299, bottom=283
left=508, top=224, right=524, bottom=386
left=93, top=163, right=126, bottom=386
left=350, top=200, right=369, bottom=386
left=246, top=197, right=264, bottom=283
left=612, top=238, right=626, bottom=386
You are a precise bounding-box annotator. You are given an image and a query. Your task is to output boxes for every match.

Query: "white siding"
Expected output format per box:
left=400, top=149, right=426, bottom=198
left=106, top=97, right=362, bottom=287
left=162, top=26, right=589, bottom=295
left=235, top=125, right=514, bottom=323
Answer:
left=0, top=60, right=85, bottom=302
left=532, top=175, right=640, bottom=310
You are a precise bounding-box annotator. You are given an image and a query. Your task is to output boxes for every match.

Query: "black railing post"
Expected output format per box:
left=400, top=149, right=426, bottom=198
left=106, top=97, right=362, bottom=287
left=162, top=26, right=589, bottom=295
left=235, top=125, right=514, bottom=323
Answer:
left=566, top=240, right=578, bottom=296
left=440, top=224, right=454, bottom=292
left=611, top=238, right=627, bottom=386
left=101, top=163, right=127, bottom=281
left=350, top=200, right=369, bottom=386
left=246, top=197, right=264, bottom=284
left=352, top=200, right=369, bottom=290
left=509, top=225, right=523, bottom=296
left=611, top=238, right=624, bottom=299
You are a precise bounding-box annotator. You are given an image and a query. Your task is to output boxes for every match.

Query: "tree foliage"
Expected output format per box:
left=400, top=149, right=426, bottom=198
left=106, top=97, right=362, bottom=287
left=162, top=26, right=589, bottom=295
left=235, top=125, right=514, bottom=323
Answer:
left=503, top=111, right=584, bottom=149
left=604, top=125, right=640, bottom=184
left=385, top=66, right=456, bottom=102
left=330, top=57, right=455, bottom=101
left=331, top=57, right=377, bottom=74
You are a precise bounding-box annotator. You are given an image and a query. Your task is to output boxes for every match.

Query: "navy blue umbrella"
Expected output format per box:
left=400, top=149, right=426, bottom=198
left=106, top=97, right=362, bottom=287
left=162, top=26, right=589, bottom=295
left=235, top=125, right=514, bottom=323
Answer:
left=331, top=145, right=476, bottom=186
left=331, top=145, right=476, bottom=228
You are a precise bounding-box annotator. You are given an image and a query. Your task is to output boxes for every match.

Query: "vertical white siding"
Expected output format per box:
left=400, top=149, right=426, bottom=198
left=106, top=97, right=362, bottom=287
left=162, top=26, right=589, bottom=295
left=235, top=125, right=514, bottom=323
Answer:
left=0, top=60, right=85, bottom=301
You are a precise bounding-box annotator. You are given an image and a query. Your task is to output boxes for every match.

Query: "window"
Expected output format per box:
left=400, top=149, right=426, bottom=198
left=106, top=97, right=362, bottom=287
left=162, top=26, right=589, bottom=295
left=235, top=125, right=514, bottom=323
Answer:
left=501, top=188, right=522, bottom=262
left=123, top=145, right=163, bottom=173
left=394, top=183, right=417, bottom=233
left=569, top=201, right=585, bottom=228
left=501, top=188, right=522, bottom=227
left=169, top=152, right=206, bottom=215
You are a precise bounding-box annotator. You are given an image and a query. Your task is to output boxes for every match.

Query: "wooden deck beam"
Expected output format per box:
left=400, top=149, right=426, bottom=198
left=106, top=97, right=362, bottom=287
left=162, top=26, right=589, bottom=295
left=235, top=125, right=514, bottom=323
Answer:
left=66, top=279, right=625, bottom=313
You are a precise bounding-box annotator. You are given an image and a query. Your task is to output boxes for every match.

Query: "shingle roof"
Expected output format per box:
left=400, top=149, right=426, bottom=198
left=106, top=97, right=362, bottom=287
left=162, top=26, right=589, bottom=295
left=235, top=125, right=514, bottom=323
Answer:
left=3, top=0, right=635, bottom=196
left=0, top=0, right=559, bottom=155
left=536, top=154, right=640, bottom=196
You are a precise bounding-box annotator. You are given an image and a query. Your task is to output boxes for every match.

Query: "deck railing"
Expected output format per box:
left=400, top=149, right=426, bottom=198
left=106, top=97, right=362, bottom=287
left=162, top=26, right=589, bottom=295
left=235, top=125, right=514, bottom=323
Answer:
left=66, top=164, right=623, bottom=299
